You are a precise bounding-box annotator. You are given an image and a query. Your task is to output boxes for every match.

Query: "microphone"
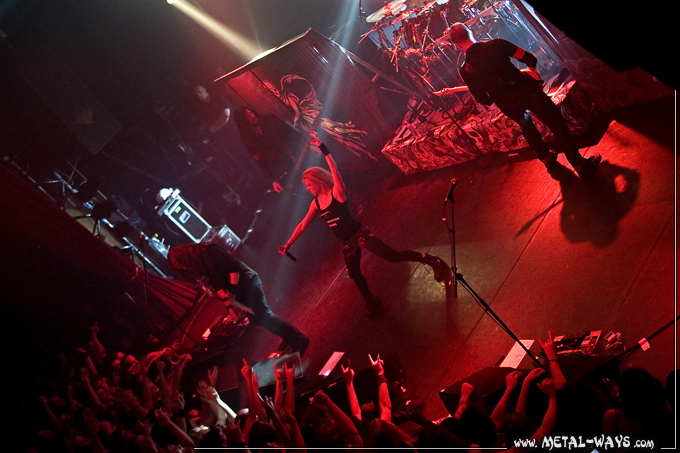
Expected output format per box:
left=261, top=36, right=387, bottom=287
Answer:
left=285, top=250, right=297, bottom=262
left=444, top=178, right=458, bottom=203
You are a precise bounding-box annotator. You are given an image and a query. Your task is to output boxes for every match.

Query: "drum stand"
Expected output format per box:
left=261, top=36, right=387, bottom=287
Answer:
left=400, top=56, right=481, bottom=154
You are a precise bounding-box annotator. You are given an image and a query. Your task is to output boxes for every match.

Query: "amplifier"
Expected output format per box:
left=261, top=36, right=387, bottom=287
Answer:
left=158, top=189, right=211, bottom=243
left=201, top=224, right=241, bottom=252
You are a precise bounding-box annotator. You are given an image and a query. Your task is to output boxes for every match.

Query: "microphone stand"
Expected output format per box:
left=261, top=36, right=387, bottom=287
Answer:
left=456, top=272, right=543, bottom=367
left=444, top=191, right=458, bottom=298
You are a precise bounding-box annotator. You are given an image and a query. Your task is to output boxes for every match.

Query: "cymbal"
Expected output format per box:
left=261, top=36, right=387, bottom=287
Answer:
left=366, top=0, right=408, bottom=22
left=407, top=0, right=447, bottom=7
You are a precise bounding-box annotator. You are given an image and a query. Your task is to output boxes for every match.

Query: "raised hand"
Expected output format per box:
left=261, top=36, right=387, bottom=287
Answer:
left=208, top=366, right=219, bottom=388
left=274, top=363, right=285, bottom=382
left=361, top=401, right=376, bottom=420
left=285, top=363, right=295, bottom=382
left=341, top=360, right=355, bottom=385
left=368, top=353, right=385, bottom=375
left=524, top=367, right=546, bottom=384
left=241, top=359, right=252, bottom=380
left=461, top=382, right=474, bottom=398
left=505, top=371, right=523, bottom=388
left=224, top=418, right=246, bottom=446
left=310, top=389, right=331, bottom=410
left=154, top=408, right=172, bottom=426
left=537, top=378, right=557, bottom=397
left=309, top=131, right=322, bottom=147
left=538, top=331, right=558, bottom=361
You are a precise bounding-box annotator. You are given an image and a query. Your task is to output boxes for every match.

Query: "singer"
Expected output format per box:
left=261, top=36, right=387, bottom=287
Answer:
left=279, top=132, right=452, bottom=318
left=168, top=242, right=310, bottom=355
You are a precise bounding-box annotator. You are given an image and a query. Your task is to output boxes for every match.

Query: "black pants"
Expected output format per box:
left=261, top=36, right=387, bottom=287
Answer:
left=240, top=275, right=306, bottom=345
left=342, top=227, right=425, bottom=302
left=497, top=85, right=585, bottom=168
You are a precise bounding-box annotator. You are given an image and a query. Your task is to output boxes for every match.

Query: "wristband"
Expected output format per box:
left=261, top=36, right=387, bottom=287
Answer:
left=376, top=374, right=388, bottom=385
left=319, top=143, right=330, bottom=156
left=548, top=359, right=557, bottom=363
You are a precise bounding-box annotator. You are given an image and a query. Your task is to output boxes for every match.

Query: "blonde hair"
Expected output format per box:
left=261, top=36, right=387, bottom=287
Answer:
left=302, top=167, right=334, bottom=190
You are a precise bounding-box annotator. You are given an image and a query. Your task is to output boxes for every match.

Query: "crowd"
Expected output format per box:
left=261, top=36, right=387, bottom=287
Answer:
left=27, top=324, right=675, bottom=452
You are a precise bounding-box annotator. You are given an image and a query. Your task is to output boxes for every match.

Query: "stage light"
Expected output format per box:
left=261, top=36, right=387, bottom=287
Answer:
left=168, top=0, right=261, bottom=60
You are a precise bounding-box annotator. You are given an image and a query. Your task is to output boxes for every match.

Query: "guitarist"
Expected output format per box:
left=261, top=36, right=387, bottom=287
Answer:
left=436, top=23, right=601, bottom=179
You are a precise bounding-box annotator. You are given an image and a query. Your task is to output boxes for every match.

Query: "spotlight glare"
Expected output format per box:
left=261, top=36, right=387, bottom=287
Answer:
left=169, top=0, right=261, bottom=60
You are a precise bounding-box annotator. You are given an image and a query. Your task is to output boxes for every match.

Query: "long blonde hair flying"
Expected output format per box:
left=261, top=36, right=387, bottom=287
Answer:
left=302, top=166, right=334, bottom=190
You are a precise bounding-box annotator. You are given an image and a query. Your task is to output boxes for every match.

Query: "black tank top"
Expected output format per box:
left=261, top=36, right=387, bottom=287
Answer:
left=316, top=194, right=362, bottom=241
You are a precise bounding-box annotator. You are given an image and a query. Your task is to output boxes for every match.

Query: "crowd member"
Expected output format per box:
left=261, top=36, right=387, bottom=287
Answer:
left=603, top=366, right=674, bottom=448
left=168, top=242, right=310, bottom=355
left=29, top=323, right=676, bottom=452
left=436, top=23, right=602, bottom=179
left=279, top=132, right=453, bottom=318
left=193, top=83, right=231, bottom=136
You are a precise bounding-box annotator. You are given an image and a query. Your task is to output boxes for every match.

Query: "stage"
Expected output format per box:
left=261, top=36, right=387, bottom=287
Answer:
left=170, top=94, right=676, bottom=426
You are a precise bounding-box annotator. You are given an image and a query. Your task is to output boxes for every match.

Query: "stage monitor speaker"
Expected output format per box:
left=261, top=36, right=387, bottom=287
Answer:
left=295, top=354, right=404, bottom=416
left=439, top=366, right=531, bottom=416
left=251, top=352, right=303, bottom=388
left=440, top=356, right=621, bottom=416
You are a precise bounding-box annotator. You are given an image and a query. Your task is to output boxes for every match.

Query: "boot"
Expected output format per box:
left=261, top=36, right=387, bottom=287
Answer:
left=574, top=153, right=602, bottom=180
left=364, top=294, right=382, bottom=319
left=423, top=254, right=452, bottom=283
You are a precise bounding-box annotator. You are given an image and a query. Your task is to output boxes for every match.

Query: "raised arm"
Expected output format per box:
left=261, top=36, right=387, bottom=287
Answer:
left=454, top=382, right=474, bottom=420
left=309, top=132, right=347, bottom=202
left=154, top=408, right=196, bottom=450
left=404, top=405, right=466, bottom=448
left=508, top=378, right=558, bottom=453
left=311, top=390, right=363, bottom=447
left=284, top=363, right=296, bottom=414
left=197, top=380, right=237, bottom=425
left=539, top=331, right=567, bottom=390
left=369, top=353, right=392, bottom=423
left=516, top=368, right=546, bottom=417
left=491, top=371, right=522, bottom=431
left=274, top=364, right=285, bottom=411
left=342, top=360, right=362, bottom=421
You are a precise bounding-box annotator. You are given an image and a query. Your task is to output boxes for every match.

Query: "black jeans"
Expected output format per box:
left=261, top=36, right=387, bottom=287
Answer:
left=497, top=85, right=585, bottom=168
left=240, top=275, right=306, bottom=344
left=342, top=227, right=424, bottom=302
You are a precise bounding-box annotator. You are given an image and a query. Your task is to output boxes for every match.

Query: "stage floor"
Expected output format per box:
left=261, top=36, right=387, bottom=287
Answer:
left=179, top=94, right=676, bottom=426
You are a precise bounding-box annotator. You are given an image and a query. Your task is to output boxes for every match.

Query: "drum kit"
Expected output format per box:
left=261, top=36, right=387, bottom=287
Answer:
left=361, top=0, right=535, bottom=99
